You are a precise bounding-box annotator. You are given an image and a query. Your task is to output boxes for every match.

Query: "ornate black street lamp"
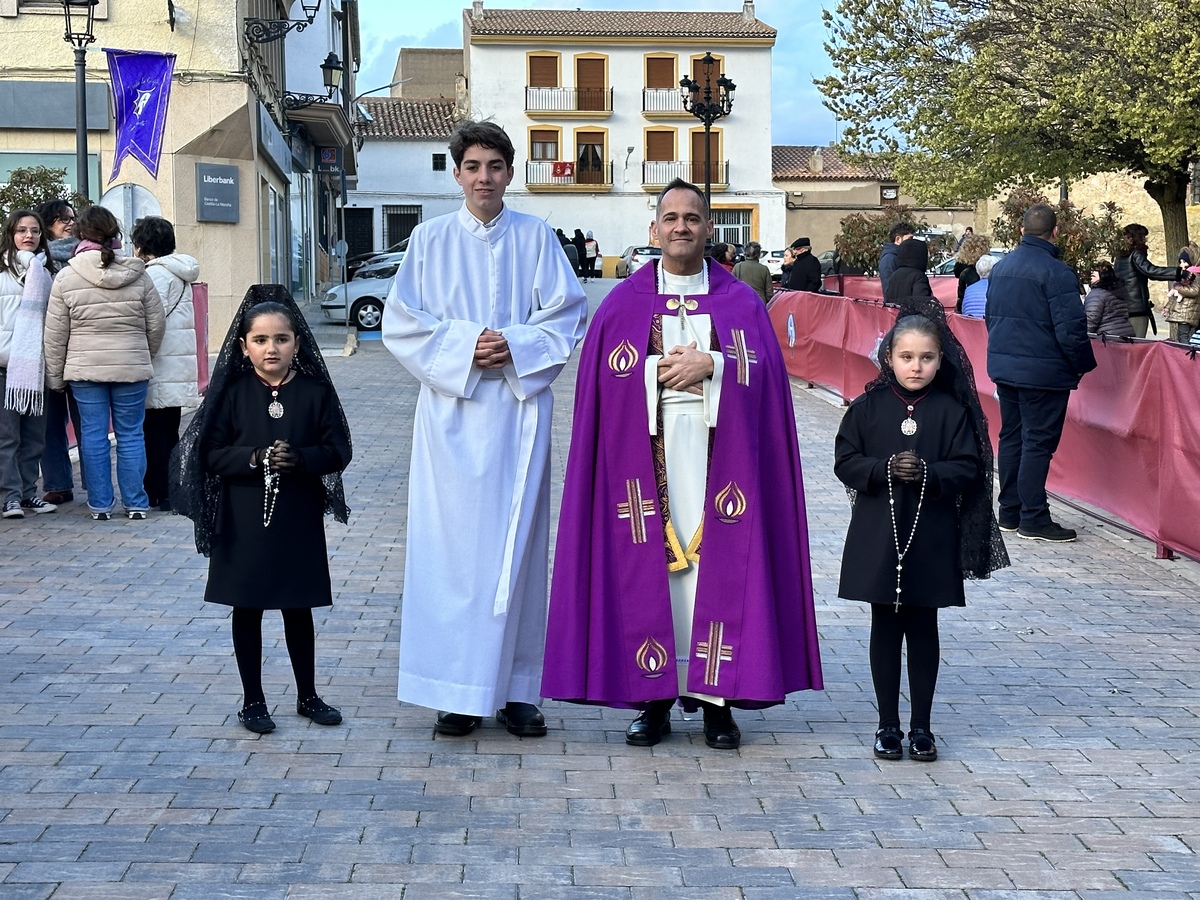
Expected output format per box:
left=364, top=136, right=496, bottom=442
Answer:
left=282, top=52, right=344, bottom=111
left=61, top=0, right=98, bottom=200
left=245, top=0, right=321, bottom=45
left=679, top=52, right=736, bottom=207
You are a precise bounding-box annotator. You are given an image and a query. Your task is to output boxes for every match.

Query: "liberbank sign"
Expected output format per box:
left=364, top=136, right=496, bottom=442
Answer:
left=196, top=163, right=240, bottom=223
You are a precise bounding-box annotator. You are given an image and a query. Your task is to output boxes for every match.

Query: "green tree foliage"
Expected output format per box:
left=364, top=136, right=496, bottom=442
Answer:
left=818, top=0, right=1200, bottom=253
left=0, top=166, right=86, bottom=220
left=835, top=205, right=952, bottom=274
left=991, top=186, right=1124, bottom=281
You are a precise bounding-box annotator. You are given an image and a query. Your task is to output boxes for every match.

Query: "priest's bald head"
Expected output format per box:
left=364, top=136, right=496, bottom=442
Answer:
left=652, top=178, right=714, bottom=276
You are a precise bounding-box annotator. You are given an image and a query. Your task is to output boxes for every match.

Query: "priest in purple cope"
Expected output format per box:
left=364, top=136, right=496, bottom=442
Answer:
left=543, top=179, right=823, bottom=750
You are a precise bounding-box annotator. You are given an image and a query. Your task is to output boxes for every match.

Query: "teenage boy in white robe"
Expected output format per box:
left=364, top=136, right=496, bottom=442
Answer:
left=382, top=122, right=587, bottom=737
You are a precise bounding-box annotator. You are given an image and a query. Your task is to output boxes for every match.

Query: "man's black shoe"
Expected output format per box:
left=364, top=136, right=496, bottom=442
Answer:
left=1018, top=521, right=1077, bottom=542
left=625, top=699, right=673, bottom=746
left=701, top=702, right=741, bottom=750
left=435, top=711, right=482, bottom=736
left=496, top=702, right=547, bottom=737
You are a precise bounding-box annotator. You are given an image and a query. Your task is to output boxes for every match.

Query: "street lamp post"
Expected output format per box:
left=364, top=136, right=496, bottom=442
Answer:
left=61, top=0, right=98, bottom=201
left=679, top=52, right=735, bottom=208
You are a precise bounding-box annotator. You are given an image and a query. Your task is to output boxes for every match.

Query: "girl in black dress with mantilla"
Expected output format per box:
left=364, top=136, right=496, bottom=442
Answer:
left=171, top=288, right=352, bottom=734
left=835, top=307, right=1008, bottom=763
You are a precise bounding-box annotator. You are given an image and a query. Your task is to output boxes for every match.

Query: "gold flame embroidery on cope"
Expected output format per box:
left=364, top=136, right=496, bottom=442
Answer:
left=608, top=340, right=639, bottom=377
left=714, top=481, right=747, bottom=524
left=636, top=636, right=669, bottom=678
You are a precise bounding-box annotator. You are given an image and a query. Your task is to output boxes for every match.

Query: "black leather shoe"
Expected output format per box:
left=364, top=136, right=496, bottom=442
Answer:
left=625, top=699, right=673, bottom=746
left=435, top=711, right=482, bottom=736
left=297, top=696, right=342, bottom=726
left=237, top=701, right=275, bottom=734
left=873, top=726, right=904, bottom=760
left=908, top=728, right=938, bottom=761
left=496, top=702, right=547, bottom=737
left=701, top=702, right=741, bottom=750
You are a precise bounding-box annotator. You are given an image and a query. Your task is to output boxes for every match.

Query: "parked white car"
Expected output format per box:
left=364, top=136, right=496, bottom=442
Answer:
left=764, top=249, right=787, bottom=281
left=321, top=275, right=393, bottom=331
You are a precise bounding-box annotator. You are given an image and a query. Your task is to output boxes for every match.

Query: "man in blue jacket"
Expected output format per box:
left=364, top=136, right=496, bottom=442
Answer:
left=878, top=222, right=915, bottom=294
left=986, top=204, right=1096, bottom=542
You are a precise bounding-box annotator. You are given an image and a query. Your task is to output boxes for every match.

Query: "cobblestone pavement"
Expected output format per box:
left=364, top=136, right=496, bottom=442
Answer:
left=2, top=281, right=1199, bottom=899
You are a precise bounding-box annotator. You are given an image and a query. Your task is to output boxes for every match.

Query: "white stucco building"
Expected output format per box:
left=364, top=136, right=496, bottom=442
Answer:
left=462, top=1, right=785, bottom=258
left=343, top=97, right=461, bottom=255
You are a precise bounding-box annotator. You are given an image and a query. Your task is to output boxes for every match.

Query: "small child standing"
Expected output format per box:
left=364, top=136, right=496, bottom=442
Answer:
left=1164, top=244, right=1200, bottom=345
left=834, top=306, right=1007, bottom=762
left=171, top=286, right=352, bottom=734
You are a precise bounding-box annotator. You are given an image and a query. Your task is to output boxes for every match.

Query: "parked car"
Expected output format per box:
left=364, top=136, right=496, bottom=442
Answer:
left=616, top=245, right=662, bottom=278
left=818, top=250, right=838, bottom=276
left=764, top=249, right=787, bottom=281
left=347, top=237, right=409, bottom=279
left=354, top=250, right=405, bottom=281
left=929, top=248, right=1008, bottom=275
left=321, top=275, right=393, bottom=331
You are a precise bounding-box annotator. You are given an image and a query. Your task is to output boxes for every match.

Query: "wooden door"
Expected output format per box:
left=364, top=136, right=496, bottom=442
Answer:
left=576, top=131, right=605, bottom=184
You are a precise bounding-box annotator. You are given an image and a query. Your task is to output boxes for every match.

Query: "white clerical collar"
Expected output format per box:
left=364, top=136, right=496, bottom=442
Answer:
left=656, top=259, right=708, bottom=295
left=457, top=203, right=507, bottom=238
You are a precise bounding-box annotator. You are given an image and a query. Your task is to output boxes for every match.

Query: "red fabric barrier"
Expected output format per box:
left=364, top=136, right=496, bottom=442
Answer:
left=824, top=274, right=959, bottom=309
left=770, top=292, right=1200, bottom=560
left=193, top=282, right=210, bottom=394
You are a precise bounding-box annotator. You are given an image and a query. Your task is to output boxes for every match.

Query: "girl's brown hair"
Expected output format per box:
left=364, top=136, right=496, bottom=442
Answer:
left=76, top=205, right=122, bottom=268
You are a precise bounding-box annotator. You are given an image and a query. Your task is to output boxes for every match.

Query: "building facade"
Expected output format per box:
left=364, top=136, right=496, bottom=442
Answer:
left=773, top=144, right=976, bottom=253
left=345, top=97, right=461, bottom=256
left=461, top=1, right=786, bottom=260
left=0, top=0, right=358, bottom=341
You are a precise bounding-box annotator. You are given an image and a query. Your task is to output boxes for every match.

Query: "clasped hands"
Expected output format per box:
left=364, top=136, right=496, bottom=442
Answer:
left=889, top=450, right=925, bottom=483
left=474, top=328, right=512, bottom=369
left=254, top=440, right=302, bottom=472
left=657, top=341, right=713, bottom=395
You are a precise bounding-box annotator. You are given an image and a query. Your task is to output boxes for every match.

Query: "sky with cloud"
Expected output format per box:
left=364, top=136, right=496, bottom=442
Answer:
left=355, top=0, right=838, bottom=147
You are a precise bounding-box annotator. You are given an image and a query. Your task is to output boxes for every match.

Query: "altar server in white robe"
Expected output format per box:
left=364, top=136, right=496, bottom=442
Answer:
left=382, top=122, right=587, bottom=738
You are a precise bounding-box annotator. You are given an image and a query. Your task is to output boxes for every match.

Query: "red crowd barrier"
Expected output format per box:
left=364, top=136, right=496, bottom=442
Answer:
left=770, top=289, right=1200, bottom=561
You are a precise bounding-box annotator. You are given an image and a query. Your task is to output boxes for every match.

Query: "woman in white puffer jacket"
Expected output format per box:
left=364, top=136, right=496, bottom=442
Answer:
left=131, top=216, right=199, bottom=511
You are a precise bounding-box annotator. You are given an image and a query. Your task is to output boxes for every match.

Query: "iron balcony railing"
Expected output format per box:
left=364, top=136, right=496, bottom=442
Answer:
left=524, top=86, right=614, bottom=113
left=643, top=160, right=729, bottom=186
left=526, top=160, right=615, bottom=187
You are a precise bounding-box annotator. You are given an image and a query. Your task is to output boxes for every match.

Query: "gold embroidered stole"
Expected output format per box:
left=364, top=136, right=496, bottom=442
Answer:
left=649, top=312, right=718, bottom=572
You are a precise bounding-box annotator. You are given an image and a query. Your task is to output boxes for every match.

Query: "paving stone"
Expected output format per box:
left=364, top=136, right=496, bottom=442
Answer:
left=2, top=290, right=1200, bottom=895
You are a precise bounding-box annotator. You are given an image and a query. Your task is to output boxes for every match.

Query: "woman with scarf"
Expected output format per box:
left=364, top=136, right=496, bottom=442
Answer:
left=35, top=199, right=82, bottom=506
left=0, top=210, right=57, bottom=519
left=42, top=205, right=165, bottom=520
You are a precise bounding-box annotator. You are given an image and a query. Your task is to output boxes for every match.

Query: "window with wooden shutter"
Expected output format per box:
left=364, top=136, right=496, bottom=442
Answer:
left=528, top=55, right=558, bottom=88
left=576, top=58, right=606, bottom=111
left=691, top=130, right=721, bottom=184
left=645, top=57, right=674, bottom=89
left=576, top=131, right=605, bottom=184
left=646, top=131, right=674, bottom=162
left=530, top=130, right=559, bottom=161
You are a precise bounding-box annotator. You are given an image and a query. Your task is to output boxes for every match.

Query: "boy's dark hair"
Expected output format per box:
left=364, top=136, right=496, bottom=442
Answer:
left=76, top=205, right=121, bottom=268
left=449, top=121, right=515, bottom=168
left=1022, top=204, right=1057, bottom=239
left=130, top=216, right=176, bottom=258
left=888, top=222, right=916, bottom=242
left=239, top=300, right=298, bottom=340
left=655, top=177, right=709, bottom=217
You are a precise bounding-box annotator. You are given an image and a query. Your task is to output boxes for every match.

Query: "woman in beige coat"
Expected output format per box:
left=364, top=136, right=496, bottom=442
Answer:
left=43, top=206, right=165, bottom=520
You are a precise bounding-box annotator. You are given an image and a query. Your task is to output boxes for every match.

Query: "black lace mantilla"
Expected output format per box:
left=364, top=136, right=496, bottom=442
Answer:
left=852, top=295, right=1010, bottom=580
left=169, top=284, right=352, bottom=556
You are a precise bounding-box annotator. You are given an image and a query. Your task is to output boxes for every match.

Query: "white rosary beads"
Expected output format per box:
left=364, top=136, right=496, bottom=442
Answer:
left=887, top=454, right=927, bottom=611
left=262, top=447, right=281, bottom=527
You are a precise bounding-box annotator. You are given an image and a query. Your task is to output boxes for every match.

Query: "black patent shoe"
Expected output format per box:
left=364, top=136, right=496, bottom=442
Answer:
left=496, top=702, right=547, bottom=737
left=237, top=701, right=276, bottom=734
left=873, top=726, right=904, bottom=760
left=625, top=699, right=673, bottom=747
left=701, top=702, right=741, bottom=750
left=435, top=711, right=482, bottom=736
left=908, top=728, right=938, bottom=761
left=297, top=696, right=342, bottom=726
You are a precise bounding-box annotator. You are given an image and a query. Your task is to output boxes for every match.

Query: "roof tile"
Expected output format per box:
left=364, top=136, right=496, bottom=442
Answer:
left=772, top=145, right=894, bottom=181
left=466, top=8, right=776, bottom=40
left=358, top=98, right=458, bottom=140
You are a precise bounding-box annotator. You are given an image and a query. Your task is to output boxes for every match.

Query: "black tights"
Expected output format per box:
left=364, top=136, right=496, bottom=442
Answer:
left=870, top=603, right=940, bottom=732
left=230, top=608, right=316, bottom=707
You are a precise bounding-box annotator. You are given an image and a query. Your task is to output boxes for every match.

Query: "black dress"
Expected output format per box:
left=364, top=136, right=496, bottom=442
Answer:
left=835, top=383, right=981, bottom=608
left=201, top=372, right=352, bottom=609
